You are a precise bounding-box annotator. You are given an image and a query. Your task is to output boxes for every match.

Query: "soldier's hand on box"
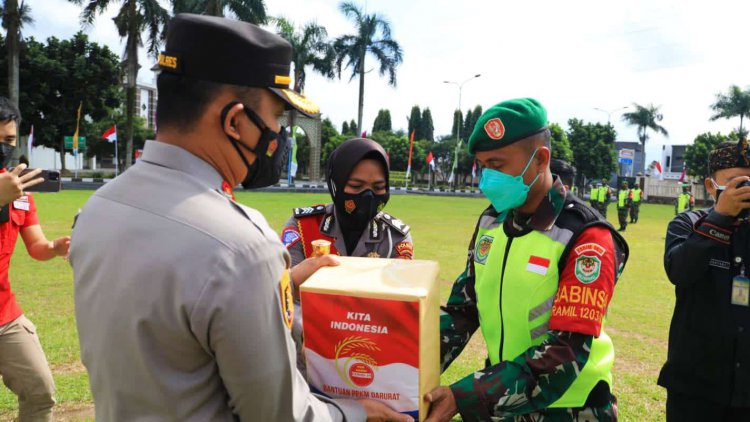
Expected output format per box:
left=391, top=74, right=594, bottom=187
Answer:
left=290, top=255, right=340, bottom=299
left=359, top=398, right=414, bottom=422
left=424, top=386, right=458, bottom=422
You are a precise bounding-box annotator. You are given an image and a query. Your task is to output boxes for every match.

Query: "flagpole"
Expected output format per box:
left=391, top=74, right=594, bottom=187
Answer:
left=115, top=137, right=119, bottom=177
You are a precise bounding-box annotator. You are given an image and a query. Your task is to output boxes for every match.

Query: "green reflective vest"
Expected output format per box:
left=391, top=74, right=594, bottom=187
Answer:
left=677, top=193, right=690, bottom=213
left=597, top=187, right=608, bottom=203
left=618, top=190, right=628, bottom=208
left=589, top=187, right=599, bottom=202
left=631, top=188, right=642, bottom=202
left=473, top=222, right=615, bottom=408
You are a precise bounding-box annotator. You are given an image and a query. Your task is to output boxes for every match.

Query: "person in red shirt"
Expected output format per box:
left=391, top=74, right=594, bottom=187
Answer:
left=0, top=97, right=70, bottom=421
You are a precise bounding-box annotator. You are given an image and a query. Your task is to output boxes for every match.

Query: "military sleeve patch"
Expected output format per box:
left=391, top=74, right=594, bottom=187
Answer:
left=281, top=228, right=301, bottom=249
left=293, top=205, right=327, bottom=218
left=279, top=270, right=294, bottom=329
left=549, top=227, right=615, bottom=337
left=395, top=241, right=414, bottom=259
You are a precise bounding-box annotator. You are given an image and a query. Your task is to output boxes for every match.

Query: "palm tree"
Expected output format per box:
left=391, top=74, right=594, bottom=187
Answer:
left=72, top=0, right=169, bottom=170
left=172, top=0, right=266, bottom=24
left=334, top=1, right=402, bottom=136
left=621, top=103, right=668, bottom=173
left=275, top=17, right=335, bottom=94
left=2, top=0, right=33, bottom=161
left=710, top=85, right=750, bottom=137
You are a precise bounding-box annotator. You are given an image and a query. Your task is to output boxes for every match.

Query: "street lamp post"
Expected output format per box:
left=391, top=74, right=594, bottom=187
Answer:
left=593, top=106, right=629, bottom=124
left=444, top=74, right=481, bottom=188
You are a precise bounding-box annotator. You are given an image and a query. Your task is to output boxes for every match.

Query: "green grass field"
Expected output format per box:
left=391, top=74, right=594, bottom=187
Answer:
left=0, top=191, right=674, bottom=421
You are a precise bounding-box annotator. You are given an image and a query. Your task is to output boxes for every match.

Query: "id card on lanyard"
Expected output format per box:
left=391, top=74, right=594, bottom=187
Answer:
left=733, top=264, right=750, bottom=307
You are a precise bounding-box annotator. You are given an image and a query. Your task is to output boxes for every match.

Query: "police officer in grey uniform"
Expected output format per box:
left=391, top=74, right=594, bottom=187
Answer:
left=281, top=139, right=414, bottom=376
left=70, top=14, right=410, bottom=422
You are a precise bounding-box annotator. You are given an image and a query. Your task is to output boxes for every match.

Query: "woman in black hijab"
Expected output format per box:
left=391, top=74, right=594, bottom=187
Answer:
left=281, top=138, right=413, bottom=264
left=281, top=138, right=415, bottom=377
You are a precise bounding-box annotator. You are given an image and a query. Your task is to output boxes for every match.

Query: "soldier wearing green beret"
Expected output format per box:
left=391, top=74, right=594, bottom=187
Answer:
left=617, top=181, right=631, bottom=232
left=425, top=98, right=629, bottom=422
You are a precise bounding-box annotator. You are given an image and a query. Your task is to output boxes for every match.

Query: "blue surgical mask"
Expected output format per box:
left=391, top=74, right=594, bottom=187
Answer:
left=479, top=148, right=541, bottom=221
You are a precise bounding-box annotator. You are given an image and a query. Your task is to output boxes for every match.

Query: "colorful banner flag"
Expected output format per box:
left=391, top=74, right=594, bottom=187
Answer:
left=101, top=125, right=117, bottom=143
left=426, top=151, right=435, bottom=171
left=27, top=125, right=33, bottom=159
left=361, top=130, right=368, bottom=138
left=72, top=102, right=82, bottom=157
left=471, top=160, right=477, bottom=179
left=678, top=164, right=687, bottom=182
left=405, top=130, right=415, bottom=178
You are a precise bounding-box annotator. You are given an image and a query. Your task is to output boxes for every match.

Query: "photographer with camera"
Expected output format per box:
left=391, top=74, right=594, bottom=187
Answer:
left=660, top=139, right=750, bottom=420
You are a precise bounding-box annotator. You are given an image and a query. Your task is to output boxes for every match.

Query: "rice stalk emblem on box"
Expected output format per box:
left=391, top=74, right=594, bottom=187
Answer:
left=334, top=336, right=380, bottom=388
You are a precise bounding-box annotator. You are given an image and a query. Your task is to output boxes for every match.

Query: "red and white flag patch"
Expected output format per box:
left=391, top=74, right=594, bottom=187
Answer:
left=527, top=255, right=550, bottom=276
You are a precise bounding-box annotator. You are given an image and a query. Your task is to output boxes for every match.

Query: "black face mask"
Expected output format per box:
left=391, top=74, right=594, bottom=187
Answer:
left=334, top=189, right=390, bottom=232
left=0, top=143, right=15, bottom=169
left=220, top=102, right=289, bottom=189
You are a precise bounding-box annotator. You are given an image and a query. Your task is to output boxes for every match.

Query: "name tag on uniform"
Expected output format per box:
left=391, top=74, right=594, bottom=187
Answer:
left=12, top=200, right=29, bottom=211
left=732, top=275, right=750, bottom=307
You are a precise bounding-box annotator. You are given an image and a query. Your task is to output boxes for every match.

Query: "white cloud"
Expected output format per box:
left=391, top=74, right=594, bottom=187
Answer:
left=22, top=0, right=750, bottom=165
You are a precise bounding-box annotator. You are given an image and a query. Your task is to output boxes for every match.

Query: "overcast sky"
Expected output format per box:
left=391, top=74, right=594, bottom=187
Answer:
left=25, top=0, right=750, bottom=164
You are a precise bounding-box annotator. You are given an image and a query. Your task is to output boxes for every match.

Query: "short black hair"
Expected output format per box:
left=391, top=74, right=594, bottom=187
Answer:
left=521, top=128, right=551, bottom=153
left=0, top=97, right=21, bottom=126
left=156, top=73, right=263, bottom=131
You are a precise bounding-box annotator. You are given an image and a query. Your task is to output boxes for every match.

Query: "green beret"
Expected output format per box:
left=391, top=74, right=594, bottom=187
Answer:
left=468, top=98, right=548, bottom=154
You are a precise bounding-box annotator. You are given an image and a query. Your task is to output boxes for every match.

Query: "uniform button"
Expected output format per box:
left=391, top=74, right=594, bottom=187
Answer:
left=736, top=257, right=743, bottom=264
left=737, top=362, right=742, bottom=368
left=740, top=326, right=745, bottom=333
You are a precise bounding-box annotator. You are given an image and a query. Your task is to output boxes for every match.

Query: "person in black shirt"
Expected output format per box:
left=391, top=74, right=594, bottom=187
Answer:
left=661, top=139, right=750, bottom=421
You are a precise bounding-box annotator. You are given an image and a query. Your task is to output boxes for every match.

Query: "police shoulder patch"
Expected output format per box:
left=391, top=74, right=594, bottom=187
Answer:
left=475, top=235, right=494, bottom=265
left=294, top=204, right=327, bottom=218
left=378, top=213, right=410, bottom=235
left=281, top=228, right=301, bottom=249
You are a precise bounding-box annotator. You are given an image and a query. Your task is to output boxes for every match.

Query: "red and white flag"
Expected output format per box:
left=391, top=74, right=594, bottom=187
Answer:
left=101, top=125, right=117, bottom=143
left=526, top=256, right=551, bottom=276
left=472, top=160, right=477, bottom=178
left=426, top=151, right=435, bottom=171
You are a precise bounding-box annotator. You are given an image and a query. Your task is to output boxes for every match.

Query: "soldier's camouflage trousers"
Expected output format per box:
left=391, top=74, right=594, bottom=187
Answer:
left=492, top=397, right=617, bottom=422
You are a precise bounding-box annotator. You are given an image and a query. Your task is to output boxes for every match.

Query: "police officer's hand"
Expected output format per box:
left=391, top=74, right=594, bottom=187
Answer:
left=0, top=164, right=43, bottom=206
left=358, top=398, right=414, bottom=422
left=290, top=255, right=340, bottom=299
left=424, top=386, right=458, bottom=422
left=715, top=176, right=750, bottom=217
left=52, top=236, right=71, bottom=259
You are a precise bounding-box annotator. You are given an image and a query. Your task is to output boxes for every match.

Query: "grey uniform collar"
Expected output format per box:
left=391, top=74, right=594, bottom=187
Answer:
left=140, top=141, right=225, bottom=192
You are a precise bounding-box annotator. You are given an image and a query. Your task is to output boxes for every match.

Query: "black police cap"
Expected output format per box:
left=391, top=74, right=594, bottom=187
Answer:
left=158, top=14, right=319, bottom=117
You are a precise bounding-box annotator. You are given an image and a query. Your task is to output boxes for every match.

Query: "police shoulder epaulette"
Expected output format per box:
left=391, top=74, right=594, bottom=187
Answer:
left=378, top=213, right=410, bottom=235
left=293, top=204, right=327, bottom=218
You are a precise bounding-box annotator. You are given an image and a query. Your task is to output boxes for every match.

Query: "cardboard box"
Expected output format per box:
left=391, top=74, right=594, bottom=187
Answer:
left=300, top=257, right=440, bottom=421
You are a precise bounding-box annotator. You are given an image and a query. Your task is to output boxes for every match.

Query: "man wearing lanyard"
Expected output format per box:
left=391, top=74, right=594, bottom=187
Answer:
left=660, top=139, right=750, bottom=420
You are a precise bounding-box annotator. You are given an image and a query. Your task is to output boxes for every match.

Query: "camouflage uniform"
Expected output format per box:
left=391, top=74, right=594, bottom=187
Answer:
left=441, top=179, right=627, bottom=421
